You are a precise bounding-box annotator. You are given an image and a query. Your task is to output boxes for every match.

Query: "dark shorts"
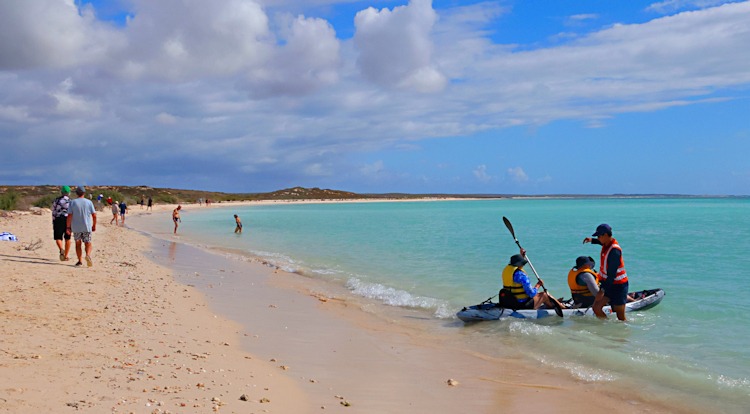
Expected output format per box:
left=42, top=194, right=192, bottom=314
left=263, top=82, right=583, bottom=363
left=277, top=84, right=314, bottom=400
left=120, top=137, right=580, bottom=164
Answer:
left=573, top=294, right=595, bottom=308
left=53, top=216, right=71, bottom=240
left=603, top=282, right=629, bottom=306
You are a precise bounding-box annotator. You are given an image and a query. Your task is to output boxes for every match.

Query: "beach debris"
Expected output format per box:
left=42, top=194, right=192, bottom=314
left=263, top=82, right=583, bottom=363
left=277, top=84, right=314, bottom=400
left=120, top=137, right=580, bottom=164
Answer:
left=279, top=365, right=289, bottom=370
left=18, top=238, right=42, bottom=251
left=260, top=397, right=271, bottom=403
left=239, top=394, right=249, bottom=401
left=270, top=358, right=277, bottom=362
left=268, top=304, right=278, bottom=308
left=118, top=261, right=137, bottom=267
left=340, top=401, right=351, bottom=407
left=446, top=378, right=459, bottom=386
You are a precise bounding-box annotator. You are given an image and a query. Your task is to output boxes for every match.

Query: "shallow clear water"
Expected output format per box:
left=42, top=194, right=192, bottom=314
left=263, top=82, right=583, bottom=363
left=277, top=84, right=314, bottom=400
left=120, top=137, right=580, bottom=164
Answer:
left=131, top=198, right=750, bottom=412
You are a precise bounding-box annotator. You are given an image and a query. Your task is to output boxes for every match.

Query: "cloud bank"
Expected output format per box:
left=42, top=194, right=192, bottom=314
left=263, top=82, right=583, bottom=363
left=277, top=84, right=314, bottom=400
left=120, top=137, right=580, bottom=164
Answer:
left=0, top=0, right=749, bottom=192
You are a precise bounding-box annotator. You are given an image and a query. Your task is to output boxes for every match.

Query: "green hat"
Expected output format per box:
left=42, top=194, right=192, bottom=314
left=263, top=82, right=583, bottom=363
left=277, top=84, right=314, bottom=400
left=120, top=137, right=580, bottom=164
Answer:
left=61, top=185, right=71, bottom=194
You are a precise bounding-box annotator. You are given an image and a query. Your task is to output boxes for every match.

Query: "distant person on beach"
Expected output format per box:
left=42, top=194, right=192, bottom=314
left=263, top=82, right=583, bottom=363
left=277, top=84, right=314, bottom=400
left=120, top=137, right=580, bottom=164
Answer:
left=234, top=214, right=242, bottom=233
left=119, top=201, right=128, bottom=226
left=583, top=223, right=629, bottom=321
left=567, top=256, right=600, bottom=308
left=500, top=253, right=561, bottom=310
left=140, top=195, right=145, bottom=209
left=66, top=186, right=96, bottom=267
left=52, top=186, right=71, bottom=261
left=110, top=201, right=120, bottom=225
left=173, top=205, right=182, bottom=234
left=147, top=196, right=153, bottom=211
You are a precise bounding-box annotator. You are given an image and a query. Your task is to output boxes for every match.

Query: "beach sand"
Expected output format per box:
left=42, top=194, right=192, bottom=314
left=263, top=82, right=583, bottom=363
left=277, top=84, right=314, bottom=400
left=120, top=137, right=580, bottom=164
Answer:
left=1, top=204, right=687, bottom=413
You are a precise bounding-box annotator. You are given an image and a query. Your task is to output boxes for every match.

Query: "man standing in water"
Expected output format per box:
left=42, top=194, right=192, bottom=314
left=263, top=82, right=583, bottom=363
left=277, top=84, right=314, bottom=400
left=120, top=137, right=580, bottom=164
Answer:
left=583, top=223, right=629, bottom=321
left=234, top=214, right=243, bottom=233
left=172, top=205, right=182, bottom=234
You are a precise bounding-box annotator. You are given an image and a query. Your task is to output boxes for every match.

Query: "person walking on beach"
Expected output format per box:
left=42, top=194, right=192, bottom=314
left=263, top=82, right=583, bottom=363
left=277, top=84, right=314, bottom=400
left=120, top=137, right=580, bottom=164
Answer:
left=567, top=256, right=600, bottom=308
left=147, top=196, right=153, bottom=211
left=500, top=253, right=560, bottom=310
left=66, top=186, right=96, bottom=267
left=119, top=200, right=128, bottom=226
left=110, top=201, right=120, bottom=225
left=234, top=214, right=243, bottom=233
left=52, top=185, right=71, bottom=261
left=172, top=205, right=182, bottom=234
left=583, top=223, right=629, bottom=321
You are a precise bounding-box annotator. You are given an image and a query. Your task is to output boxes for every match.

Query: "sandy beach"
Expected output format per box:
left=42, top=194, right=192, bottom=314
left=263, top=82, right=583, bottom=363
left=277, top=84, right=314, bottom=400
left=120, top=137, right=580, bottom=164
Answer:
left=1, top=203, right=689, bottom=413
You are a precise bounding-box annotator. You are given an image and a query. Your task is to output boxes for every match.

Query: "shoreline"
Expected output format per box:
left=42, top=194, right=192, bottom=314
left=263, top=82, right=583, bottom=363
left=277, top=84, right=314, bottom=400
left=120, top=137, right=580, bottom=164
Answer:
left=129, top=203, right=697, bottom=413
left=1, top=203, right=697, bottom=413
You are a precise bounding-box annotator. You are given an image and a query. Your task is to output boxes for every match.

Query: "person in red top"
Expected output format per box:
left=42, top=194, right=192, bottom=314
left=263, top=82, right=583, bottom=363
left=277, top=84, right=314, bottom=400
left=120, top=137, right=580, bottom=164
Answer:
left=583, top=223, right=629, bottom=321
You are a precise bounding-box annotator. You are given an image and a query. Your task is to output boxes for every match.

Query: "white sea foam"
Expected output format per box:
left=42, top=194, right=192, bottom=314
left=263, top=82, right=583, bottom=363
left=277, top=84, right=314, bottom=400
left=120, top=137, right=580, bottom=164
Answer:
left=540, top=357, right=617, bottom=382
left=345, top=277, right=453, bottom=318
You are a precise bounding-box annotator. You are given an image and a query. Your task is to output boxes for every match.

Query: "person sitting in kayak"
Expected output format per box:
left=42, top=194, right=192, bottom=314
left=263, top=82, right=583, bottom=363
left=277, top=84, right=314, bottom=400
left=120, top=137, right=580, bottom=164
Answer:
left=500, top=253, right=560, bottom=310
left=568, top=256, right=600, bottom=308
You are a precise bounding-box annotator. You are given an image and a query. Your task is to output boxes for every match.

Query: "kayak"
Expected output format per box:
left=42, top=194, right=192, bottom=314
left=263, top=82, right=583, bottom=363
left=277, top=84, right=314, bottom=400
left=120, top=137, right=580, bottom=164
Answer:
left=456, top=288, right=665, bottom=322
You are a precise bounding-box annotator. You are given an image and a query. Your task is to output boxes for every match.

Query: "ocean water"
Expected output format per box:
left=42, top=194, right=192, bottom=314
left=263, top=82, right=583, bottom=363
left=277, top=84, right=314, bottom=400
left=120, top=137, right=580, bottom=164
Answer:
left=130, top=198, right=750, bottom=412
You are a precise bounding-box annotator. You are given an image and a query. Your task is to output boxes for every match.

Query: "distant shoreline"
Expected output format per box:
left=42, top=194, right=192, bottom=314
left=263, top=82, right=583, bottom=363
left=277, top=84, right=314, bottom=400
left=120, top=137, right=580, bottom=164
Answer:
left=1, top=184, right=747, bottom=211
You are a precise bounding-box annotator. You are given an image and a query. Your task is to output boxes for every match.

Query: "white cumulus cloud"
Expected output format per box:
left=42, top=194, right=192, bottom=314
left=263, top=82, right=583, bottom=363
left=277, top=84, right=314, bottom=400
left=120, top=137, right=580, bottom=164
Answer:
left=507, top=167, right=529, bottom=183
left=354, top=0, right=447, bottom=92
left=473, top=164, right=491, bottom=182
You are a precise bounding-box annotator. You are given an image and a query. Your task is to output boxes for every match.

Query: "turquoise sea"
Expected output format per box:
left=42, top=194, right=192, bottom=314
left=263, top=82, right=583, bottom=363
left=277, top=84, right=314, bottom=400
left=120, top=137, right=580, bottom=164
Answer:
left=131, top=198, right=750, bottom=412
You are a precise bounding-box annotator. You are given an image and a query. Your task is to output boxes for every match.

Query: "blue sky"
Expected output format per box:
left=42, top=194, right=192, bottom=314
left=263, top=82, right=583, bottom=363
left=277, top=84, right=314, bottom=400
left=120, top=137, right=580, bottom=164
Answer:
left=1, top=0, right=749, bottom=195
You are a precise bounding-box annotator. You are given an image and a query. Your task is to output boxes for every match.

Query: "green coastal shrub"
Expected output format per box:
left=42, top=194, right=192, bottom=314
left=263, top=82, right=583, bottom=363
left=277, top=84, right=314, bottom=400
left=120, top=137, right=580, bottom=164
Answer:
left=34, top=194, right=57, bottom=209
left=155, top=194, right=178, bottom=204
left=0, top=190, right=19, bottom=210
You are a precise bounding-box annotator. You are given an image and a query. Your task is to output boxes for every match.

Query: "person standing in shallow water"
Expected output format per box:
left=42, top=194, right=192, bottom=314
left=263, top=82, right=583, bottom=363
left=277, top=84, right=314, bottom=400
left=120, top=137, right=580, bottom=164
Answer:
left=583, top=223, right=629, bottom=321
left=172, top=205, right=181, bottom=234
left=234, top=214, right=243, bottom=233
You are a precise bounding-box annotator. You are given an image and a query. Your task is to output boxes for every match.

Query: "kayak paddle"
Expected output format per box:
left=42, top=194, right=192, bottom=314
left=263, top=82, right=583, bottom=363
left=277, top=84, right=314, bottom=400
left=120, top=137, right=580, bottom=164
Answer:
left=502, top=216, right=564, bottom=317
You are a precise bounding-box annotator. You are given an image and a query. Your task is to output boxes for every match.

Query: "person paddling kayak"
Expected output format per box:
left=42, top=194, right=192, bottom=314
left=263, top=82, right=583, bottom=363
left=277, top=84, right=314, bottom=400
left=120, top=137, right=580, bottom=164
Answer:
left=583, top=223, right=629, bottom=321
left=500, top=252, right=561, bottom=310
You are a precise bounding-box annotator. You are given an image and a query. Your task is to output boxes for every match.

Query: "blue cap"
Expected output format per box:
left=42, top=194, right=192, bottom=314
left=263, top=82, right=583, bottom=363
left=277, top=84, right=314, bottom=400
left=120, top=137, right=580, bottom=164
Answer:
left=592, top=223, right=612, bottom=237
left=76, top=185, right=86, bottom=195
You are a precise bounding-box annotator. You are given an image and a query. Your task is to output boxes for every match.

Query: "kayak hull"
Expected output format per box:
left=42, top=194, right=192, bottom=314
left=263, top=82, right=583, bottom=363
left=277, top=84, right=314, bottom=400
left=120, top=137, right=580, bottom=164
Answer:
left=456, top=288, right=665, bottom=322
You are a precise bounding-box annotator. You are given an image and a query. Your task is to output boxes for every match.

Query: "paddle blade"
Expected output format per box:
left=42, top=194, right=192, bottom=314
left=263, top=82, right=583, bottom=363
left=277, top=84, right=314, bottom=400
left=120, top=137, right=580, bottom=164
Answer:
left=553, top=301, right=564, bottom=317
left=502, top=216, right=515, bottom=238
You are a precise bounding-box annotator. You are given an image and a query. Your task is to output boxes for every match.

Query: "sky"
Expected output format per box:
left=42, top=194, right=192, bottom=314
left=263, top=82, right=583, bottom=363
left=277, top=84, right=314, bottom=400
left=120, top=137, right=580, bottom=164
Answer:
left=1, top=0, right=749, bottom=195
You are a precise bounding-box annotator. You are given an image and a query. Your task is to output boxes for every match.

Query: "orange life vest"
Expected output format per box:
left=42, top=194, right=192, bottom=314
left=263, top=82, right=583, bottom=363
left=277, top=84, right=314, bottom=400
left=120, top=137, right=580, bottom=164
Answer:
left=600, top=238, right=628, bottom=284
left=568, top=268, right=599, bottom=297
